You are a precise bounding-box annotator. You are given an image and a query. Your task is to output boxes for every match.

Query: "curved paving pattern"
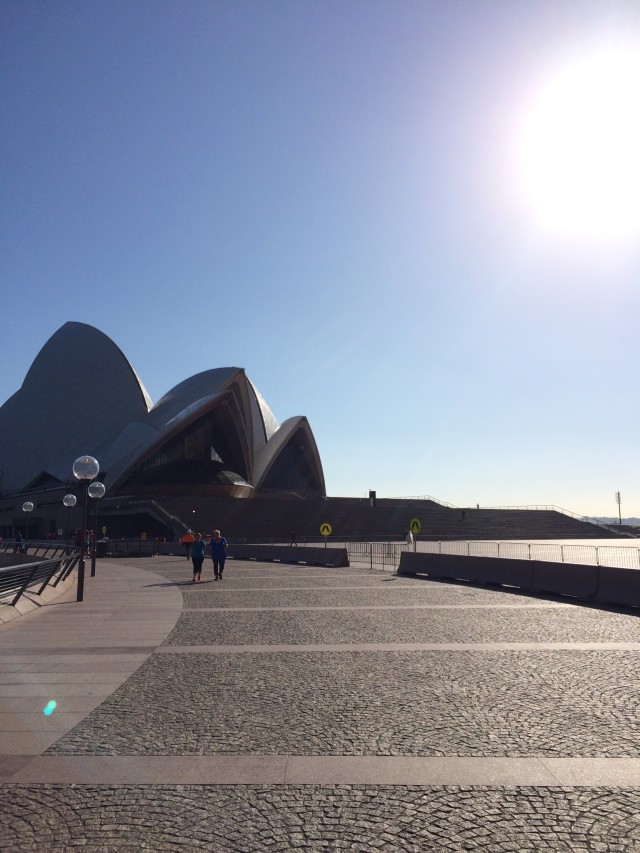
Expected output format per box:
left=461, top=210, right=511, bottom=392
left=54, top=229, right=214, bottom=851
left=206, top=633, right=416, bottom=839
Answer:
left=45, top=649, right=640, bottom=757
left=1, top=556, right=639, bottom=851
left=1, top=785, right=639, bottom=852
left=164, top=607, right=640, bottom=645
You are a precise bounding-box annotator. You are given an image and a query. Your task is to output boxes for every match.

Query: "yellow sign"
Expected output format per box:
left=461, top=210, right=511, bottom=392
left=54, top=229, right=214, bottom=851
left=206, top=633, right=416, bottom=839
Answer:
left=410, top=518, right=421, bottom=534
left=320, top=523, right=332, bottom=537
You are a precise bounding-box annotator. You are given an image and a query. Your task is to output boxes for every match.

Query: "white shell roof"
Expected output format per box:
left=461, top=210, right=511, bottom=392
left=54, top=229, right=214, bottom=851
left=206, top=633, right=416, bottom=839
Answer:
left=0, top=323, right=324, bottom=497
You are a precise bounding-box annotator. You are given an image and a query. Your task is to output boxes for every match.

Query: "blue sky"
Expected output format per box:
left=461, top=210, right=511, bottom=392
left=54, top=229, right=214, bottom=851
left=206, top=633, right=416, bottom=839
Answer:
left=1, top=1, right=638, bottom=517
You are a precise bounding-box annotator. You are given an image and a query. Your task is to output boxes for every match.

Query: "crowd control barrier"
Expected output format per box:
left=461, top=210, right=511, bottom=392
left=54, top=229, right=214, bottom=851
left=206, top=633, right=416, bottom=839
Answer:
left=398, top=551, right=640, bottom=609
left=228, top=544, right=349, bottom=568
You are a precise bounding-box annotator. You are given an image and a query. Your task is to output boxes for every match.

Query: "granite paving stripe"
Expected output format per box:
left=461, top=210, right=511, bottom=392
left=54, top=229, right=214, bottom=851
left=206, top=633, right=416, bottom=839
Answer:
left=0, top=682, right=125, bottom=697
left=182, top=603, right=569, bottom=612
left=1, top=754, right=640, bottom=786
left=0, top=784, right=637, bottom=853
left=0, top=696, right=111, bottom=714
left=0, top=733, right=60, bottom=755
left=0, top=712, right=93, bottom=733
left=171, top=571, right=416, bottom=592
left=181, top=582, right=419, bottom=591
left=181, top=586, right=559, bottom=610
left=1, top=656, right=150, bottom=672
left=286, top=756, right=640, bottom=786
left=45, top=650, right=640, bottom=757
left=159, top=641, right=640, bottom=653
left=162, top=607, right=640, bottom=646
left=0, top=671, right=141, bottom=685
left=0, top=646, right=159, bottom=656
left=4, top=755, right=288, bottom=784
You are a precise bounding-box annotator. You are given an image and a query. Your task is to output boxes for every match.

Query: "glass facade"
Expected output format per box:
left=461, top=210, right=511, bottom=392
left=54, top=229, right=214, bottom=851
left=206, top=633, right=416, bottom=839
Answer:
left=123, top=403, right=250, bottom=490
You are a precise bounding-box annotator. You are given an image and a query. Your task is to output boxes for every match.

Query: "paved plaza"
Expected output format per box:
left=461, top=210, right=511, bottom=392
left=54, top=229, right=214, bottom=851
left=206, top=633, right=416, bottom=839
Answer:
left=0, top=556, right=639, bottom=851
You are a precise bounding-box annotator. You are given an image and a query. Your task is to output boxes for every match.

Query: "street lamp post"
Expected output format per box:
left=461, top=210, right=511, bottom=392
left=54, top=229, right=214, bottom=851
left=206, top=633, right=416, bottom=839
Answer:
left=63, top=494, right=77, bottom=547
left=22, top=501, right=35, bottom=552
left=72, top=455, right=100, bottom=602
left=88, top=481, right=105, bottom=577
left=21, top=501, right=34, bottom=552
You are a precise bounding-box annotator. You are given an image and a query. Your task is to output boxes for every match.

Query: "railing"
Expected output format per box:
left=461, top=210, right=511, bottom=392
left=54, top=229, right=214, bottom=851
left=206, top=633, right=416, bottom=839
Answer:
left=102, top=495, right=190, bottom=533
left=478, top=505, right=626, bottom=534
left=0, top=540, right=75, bottom=559
left=0, top=552, right=80, bottom=606
left=98, top=539, right=161, bottom=558
left=387, top=494, right=458, bottom=508
left=346, top=541, right=404, bottom=570
left=70, top=536, right=640, bottom=571
left=418, top=540, right=640, bottom=568
left=344, top=540, right=640, bottom=571
left=377, top=499, right=632, bottom=536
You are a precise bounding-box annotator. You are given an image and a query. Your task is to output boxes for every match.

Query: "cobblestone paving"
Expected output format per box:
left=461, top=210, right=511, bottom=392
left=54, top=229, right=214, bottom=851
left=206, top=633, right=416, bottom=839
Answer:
left=1, top=784, right=638, bottom=852
left=163, top=606, right=640, bottom=645
left=181, top=586, right=557, bottom=610
left=150, top=560, right=413, bottom=586
left=45, top=650, right=640, bottom=756
left=5, top=559, right=640, bottom=851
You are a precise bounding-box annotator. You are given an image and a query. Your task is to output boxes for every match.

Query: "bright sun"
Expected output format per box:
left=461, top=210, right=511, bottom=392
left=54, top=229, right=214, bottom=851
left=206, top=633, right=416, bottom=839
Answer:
left=515, top=43, right=640, bottom=243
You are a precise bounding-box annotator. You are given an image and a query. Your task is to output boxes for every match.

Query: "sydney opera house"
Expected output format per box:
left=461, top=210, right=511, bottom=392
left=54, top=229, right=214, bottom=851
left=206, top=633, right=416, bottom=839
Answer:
left=0, top=322, right=325, bottom=500
left=0, top=322, right=331, bottom=541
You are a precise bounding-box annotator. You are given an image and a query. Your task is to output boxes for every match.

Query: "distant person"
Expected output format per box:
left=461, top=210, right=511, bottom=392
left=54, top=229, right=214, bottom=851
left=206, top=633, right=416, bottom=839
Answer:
left=289, top=530, right=297, bottom=546
left=210, top=529, right=228, bottom=580
left=14, top=531, right=23, bottom=553
left=405, top=530, right=413, bottom=549
left=461, top=509, right=466, bottom=521
left=180, top=531, right=195, bottom=560
left=191, top=533, right=206, bottom=583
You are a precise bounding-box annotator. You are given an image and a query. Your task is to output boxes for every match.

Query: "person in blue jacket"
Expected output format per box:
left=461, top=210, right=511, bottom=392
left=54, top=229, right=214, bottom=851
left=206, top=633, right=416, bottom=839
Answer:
left=209, top=529, right=228, bottom=580
left=190, top=533, right=206, bottom=583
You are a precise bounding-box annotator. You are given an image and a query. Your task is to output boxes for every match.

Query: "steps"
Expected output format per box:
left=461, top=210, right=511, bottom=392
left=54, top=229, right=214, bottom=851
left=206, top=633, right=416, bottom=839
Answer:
left=158, top=496, right=622, bottom=543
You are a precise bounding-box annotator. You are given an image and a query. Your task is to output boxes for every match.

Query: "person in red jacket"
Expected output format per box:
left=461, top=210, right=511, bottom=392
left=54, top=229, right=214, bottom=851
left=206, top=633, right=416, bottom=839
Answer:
left=180, top=531, right=195, bottom=560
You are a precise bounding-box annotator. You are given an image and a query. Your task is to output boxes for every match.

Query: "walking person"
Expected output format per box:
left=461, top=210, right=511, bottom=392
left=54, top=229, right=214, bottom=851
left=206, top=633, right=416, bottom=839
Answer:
left=180, top=530, right=195, bottom=560
left=209, top=529, right=228, bottom=580
left=191, top=532, right=206, bottom=583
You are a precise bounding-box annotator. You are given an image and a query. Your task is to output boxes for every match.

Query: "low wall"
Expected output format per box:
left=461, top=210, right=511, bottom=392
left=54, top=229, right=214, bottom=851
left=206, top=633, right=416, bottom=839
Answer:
left=398, top=552, right=640, bottom=609
left=228, top=544, right=349, bottom=568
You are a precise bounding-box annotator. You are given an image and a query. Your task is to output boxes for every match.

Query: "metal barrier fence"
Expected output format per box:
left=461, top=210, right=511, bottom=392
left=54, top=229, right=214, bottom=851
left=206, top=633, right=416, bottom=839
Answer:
left=347, top=541, right=403, bottom=570
left=71, top=537, right=640, bottom=571
left=99, top=539, right=160, bottom=558
left=0, top=541, right=74, bottom=560
left=344, top=540, right=640, bottom=571
left=416, top=540, right=640, bottom=569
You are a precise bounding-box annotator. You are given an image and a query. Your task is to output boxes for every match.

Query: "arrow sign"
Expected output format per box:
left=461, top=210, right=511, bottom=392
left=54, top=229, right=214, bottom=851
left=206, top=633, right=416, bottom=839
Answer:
left=320, top=523, right=332, bottom=536
left=410, top=518, right=421, bottom=534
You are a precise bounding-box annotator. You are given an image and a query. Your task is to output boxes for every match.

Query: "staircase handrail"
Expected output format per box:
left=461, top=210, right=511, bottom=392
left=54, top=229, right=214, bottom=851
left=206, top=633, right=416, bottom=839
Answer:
left=480, top=504, right=625, bottom=534
left=386, top=494, right=458, bottom=508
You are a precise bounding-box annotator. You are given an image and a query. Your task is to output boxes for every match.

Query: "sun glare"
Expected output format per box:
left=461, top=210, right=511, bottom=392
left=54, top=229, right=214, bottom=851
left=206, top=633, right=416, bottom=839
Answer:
left=515, top=43, right=640, bottom=243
